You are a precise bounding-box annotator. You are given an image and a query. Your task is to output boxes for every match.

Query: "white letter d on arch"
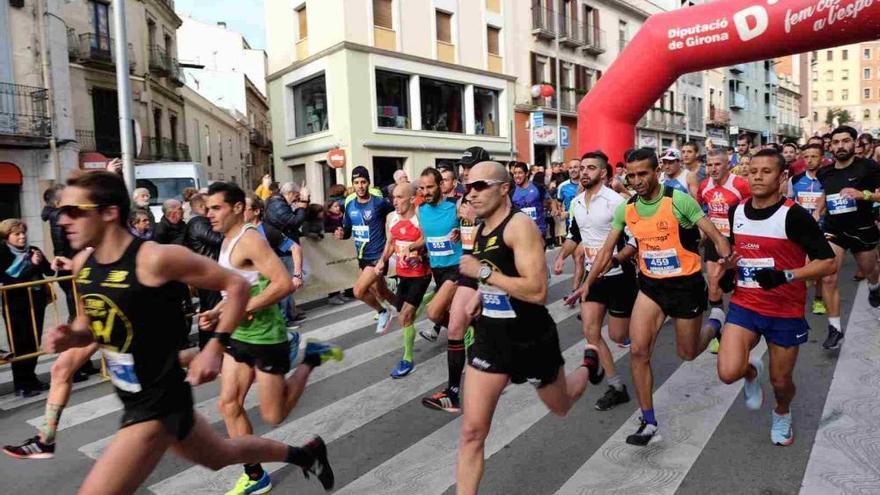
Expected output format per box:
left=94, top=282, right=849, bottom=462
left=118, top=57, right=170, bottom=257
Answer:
left=733, top=5, right=769, bottom=42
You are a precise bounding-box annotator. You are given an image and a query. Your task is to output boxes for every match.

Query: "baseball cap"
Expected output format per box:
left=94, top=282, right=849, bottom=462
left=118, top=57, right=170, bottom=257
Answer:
left=456, top=146, right=491, bottom=169
left=660, top=148, right=681, bottom=161
left=351, top=165, right=371, bottom=182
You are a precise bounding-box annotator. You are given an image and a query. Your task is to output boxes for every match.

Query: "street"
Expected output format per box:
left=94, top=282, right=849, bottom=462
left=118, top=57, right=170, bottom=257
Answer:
left=0, top=255, right=876, bottom=495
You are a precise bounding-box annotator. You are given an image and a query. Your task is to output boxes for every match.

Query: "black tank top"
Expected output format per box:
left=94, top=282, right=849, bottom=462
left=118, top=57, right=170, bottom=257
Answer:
left=473, top=208, right=551, bottom=327
left=78, top=237, right=188, bottom=411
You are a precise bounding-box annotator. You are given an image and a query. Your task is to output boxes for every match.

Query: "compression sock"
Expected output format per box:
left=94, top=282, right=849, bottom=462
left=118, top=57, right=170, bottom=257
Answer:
left=607, top=373, right=624, bottom=392
left=285, top=446, right=314, bottom=467
left=39, top=402, right=64, bottom=444
left=403, top=325, right=416, bottom=362
left=447, top=339, right=466, bottom=392
left=642, top=408, right=658, bottom=426
left=829, top=316, right=842, bottom=332
left=244, top=463, right=264, bottom=480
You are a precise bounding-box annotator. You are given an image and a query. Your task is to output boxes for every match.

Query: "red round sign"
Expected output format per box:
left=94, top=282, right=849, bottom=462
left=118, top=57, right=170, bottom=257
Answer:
left=327, top=148, right=346, bottom=169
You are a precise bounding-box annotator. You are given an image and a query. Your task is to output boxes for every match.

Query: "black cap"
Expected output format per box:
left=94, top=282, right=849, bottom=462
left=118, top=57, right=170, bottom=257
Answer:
left=351, top=165, right=370, bottom=183
left=456, top=146, right=491, bottom=169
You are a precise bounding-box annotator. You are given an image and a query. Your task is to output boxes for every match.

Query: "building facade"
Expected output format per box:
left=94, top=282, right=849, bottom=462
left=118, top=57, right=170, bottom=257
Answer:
left=264, top=0, right=516, bottom=203
left=181, top=85, right=248, bottom=184
left=704, top=67, right=730, bottom=146
left=726, top=61, right=778, bottom=146
left=808, top=44, right=861, bottom=136
left=859, top=42, right=880, bottom=137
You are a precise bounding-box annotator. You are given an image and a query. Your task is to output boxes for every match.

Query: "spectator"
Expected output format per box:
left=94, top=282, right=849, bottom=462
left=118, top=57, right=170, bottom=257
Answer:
left=324, top=200, right=344, bottom=233
left=302, top=203, right=325, bottom=239
left=0, top=219, right=53, bottom=397
left=183, top=193, right=223, bottom=349
left=254, top=173, right=273, bottom=200
left=327, top=184, right=346, bottom=204
left=129, top=210, right=153, bottom=240
left=131, top=187, right=156, bottom=227
left=153, top=199, right=186, bottom=245
left=264, top=182, right=310, bottom=325
left=181, top=187, right=198, bottom=222
left=386, top=169, right=409, bottom=197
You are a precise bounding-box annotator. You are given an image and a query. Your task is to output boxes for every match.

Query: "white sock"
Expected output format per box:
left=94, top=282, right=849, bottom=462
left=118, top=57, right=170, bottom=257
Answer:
left=829, top=316, right=842, bottom=332
left=709, top=307, right=726, bottom=324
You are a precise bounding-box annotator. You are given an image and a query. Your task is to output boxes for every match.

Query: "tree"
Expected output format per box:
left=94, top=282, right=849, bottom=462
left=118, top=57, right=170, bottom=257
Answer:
left=826, top=107, right=852, bottom=127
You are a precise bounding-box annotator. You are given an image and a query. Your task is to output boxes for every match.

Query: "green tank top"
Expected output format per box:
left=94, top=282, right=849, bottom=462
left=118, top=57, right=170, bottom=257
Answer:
left=232, top=276, right=288, bottom=345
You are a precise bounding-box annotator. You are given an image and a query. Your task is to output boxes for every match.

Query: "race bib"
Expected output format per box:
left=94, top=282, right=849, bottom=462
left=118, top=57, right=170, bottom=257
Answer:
left=582, top=246, right=599, bottom=271
left=460, top=225, right=477, bottom=251
left=102, top=350, right=141, bottom=393
left=521, top=206, right=538, bottom=221
left=826, top=193, right=857, bottom=215
left=710, top=216, right=730, bottom=237
left=394, top=240, right=413, bottom=259
left=426, top=235, right=454, bottom=257
left=796, top=191, right=821, bottom=212
left=480, top=284, right=516, bottom=319
left=737, top=257, right=775, bottom=289
left=642, top=248, right=682, bottom=276
left=352, top=225, right=370, bottom=248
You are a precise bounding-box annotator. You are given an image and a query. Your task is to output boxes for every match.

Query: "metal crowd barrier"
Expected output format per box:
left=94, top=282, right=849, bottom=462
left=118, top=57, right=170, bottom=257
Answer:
left=0, top=275, right=78, bottom=366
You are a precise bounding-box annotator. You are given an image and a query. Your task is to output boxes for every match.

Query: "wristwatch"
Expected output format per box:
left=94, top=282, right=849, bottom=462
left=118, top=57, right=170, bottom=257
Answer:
left=478, top=264, right=493, bottom=283
left=209, top=332, right=231, bottom=345
left=783, top=270, right=795, bottom=283
left=293, top=273, right=304, bottom=280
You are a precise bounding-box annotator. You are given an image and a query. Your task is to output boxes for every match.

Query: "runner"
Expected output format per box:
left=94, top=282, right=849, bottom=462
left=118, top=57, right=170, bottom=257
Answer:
left=817, top=126, right=880, bottom=349
left=12, top=171, right=334, bottom=494
left=375, top=182, right=432, bottom=378
left=456, top=161, right=600, bottom=495
left=440, top=167, right=462, bottom=203
left=697, top=148, right=751, bottom=353
left=334, top=166, right=397, bottom=334
left=586, top=147, right=732, bottom=446
left=659, top=148, right=691, bottom=195
left=555, top=151, right=637, bottom=411
left=510, top=162, right=548, bottom=240
left=198, top=182, right=343, bottom=495
left=682, top=141, right=707, bottom=197
left=787, top=143, right=827, bottom=314
left=716, top=149, right=835, bottom=446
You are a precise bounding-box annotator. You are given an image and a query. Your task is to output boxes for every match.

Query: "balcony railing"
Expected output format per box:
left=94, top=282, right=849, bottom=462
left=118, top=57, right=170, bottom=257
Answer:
left=75, top=129, right=120, bottom=157
left=168, top=58, right=184, bottom=86
left=583, top=28, right=606, bottom=55
left=149, top=45, right=171, bottom=75
left=176, top=143, right=191, bottom=161
left=729, top=93, right=748, bottom=110
left=249, top=128, right=270, bottom=148
left=73, top=33, right=135, bottom=72
left=708, top=105, right=731, bottom=125
left=0, top=82, right=52, bottom=140
left=638, top=110, right=686, bottom=133
left=140, top=137, right=186, bottom=161
left=531, top=5, right=555, bottom=39
left=558, top=12, right=584, bottom=47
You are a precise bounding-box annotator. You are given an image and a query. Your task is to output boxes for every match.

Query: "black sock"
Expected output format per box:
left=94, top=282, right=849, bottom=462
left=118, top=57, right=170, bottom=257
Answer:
left=303, top=352, right=322, bottom=368
left=447, top=339, right=465, bottom=392
left=244, top=463, right=264, bottom=480
left=285, top=446, right=314, bottom=467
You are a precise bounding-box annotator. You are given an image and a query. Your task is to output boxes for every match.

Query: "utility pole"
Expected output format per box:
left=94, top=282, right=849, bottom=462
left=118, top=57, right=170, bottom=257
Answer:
left=554, top=9, right=562, bottom=164
left=113, top=0, right=136, bottom=193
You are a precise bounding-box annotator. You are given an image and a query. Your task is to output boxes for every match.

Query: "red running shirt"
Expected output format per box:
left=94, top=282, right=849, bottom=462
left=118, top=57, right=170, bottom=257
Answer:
left=698, top=174, right=751, bottom=238
left=387, top=212, right=430, bottom=278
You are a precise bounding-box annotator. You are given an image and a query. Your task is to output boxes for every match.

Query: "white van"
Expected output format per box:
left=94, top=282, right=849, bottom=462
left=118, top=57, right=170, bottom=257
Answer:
left=135, top=162, right=209, bottom=220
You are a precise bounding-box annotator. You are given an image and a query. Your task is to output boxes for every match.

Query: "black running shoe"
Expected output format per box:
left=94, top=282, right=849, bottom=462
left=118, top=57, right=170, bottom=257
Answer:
left=421, top=388, right=461, bottom=413
left=595, top=385, right=630, bottom=411
left=625, top=419, right=660, bottom=446
left=301, top=435, right=334, bottom=491
left=822, top=325, right=844, bottom=350
left=583, top=348, right=604, bottom=385
left=3, top=436, right=55, bottom=459
left=870, top=287, right=880, bottom=308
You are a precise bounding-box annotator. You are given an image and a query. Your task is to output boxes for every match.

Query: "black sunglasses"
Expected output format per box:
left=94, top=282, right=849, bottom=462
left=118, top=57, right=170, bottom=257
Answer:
left=58, top=204, right=104, bottom=219
left=464, top=179, right=505, bottom=194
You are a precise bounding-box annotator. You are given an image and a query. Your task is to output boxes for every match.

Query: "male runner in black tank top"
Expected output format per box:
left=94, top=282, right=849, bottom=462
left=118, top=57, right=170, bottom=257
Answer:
left=36, top=172, right=333, bottom=495
left=455, top=162, right=601, bottom=495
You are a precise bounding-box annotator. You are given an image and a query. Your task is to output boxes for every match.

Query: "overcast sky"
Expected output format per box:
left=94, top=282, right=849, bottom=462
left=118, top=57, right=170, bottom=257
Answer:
left=176, top=0, right=267, bottom=49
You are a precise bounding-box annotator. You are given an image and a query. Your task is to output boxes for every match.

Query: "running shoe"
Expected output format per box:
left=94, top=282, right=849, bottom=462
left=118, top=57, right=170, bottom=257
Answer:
left=327, top=294, right=346, bottom=306
left=743, top=357, right=764, bottom=411
left=375, top=308, right=393, bottom=334
left=419, top=324, right=442, bottom=342
left=421, top=388, right=461, bottom=413
left=301, top=435, right=335, bottom=490
left=583, top=347, right=604, bottom=385
left=811, top=299, right=827, bottom=315
left=288, top=331, right=301, bottom=365
left=869, top=286, right=880, bottom=308
left=2, top=436, right=55, bottom=459
left=822, top=325, right=844, bottom=350
left=625, top=418, right=660, bottom=446
left=226, top=472, right=271, bottom=495
left=303, top=341, right=344, bottom=365
left=771, top=411, right=794, bottom=446
left=708, top=338, right=720, bottom=355
left=617, top=338, right=631, bottom=349
left=595, top=385, right=630, bottom=411
left=390, top=360, right=414, bottom=378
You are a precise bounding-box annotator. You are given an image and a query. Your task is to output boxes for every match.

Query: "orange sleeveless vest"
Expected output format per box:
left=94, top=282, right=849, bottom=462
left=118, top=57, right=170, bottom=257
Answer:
left=625, top=187, right=702, bottom=279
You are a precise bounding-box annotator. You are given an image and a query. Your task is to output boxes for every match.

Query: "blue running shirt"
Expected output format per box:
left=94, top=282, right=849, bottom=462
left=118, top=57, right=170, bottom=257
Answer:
left=418, top=200, right=462, bottom=268
left=512, top=182, right=547, bottom=235
left=343, top=194, right=392, bottom=261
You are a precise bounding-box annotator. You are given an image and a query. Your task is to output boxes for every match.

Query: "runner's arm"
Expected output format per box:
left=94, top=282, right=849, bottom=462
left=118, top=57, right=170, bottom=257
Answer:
left=580, top=228, right=624, bottom=291
left=236, top=232, right=295, bottom=313
left=784, top=206, right=836, bottom=281
left=291, top=241, right=303, bottom=276
left=43, top=249, right=97, bottom=352
left=696, top=216, right=731, bottom=259
left=687, top=172, right=700, bottom=199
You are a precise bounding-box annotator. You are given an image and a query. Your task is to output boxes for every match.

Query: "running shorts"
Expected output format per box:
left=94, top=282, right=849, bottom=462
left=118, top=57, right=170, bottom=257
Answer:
left=225, top=339, right=291, bottom=375
left=581, top=270, right=637, bottom=318
left=120, top=380, right=195, bottom=441
left=823, top=224, right=879, bottom=254
left=395, top=275, right=432, bottom=312
left=468, top=317, right=564, bottom=388
left=458, top=274, right=479, bottom=290
left=703, top=237, right=731, bottom=263
left=638, top=272, right=708, bottom=319
left=726, top=302, right=810, bottom=348
left=431, top=265, right=460, bottom=288
left=358, top=257, right=388, bottom=275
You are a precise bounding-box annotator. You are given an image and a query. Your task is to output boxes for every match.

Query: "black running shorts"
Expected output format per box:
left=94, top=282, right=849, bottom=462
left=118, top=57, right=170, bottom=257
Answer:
left=638, top=272, right=708, bottom=320
left=823, top=224, right=879, bottom=254
left=432, top=265, right=460, bottom=288
left=395, top=275, right=432, bottom=312
left=702, top=238, right=730, bottom=263
left=458, top=274, right=479, bottom=290
left=225, top=339, right=291, bottom=375
left=468, top=317, right=564, bottom=388
left=120, top=381, right=195, bottom=441
left=582, top=271, right=638, bottom=318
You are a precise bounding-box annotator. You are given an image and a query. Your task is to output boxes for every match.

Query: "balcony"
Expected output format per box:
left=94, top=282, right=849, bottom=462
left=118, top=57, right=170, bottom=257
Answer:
left=583, top=28, right=606, bottom=55
left=437, top=41, right=455, bottom=63
left=559, top=88, right=578, bottom=113
left=729, top=93, right=748, bottom=110
left=730, top=63, right=747, bottom=74
left=149, top=45, right=170, bottom=76
left=708, top=105, right=730, bottom=125
left=75, top=34, right=135, bottom=73
left=176, top=143, right=191, bottom=161
left=531, top=6, right=555, bottom=40
left=67, top=28, right=80, bottom=60
left=765, top=104, right=778, bottom=119
left=249, top=128, right=272, bottom=149
left=558, top=14, right=584, bottom=47
left=0, top=83, right=52, bottom=146
left=638, top=110, right=686, bottom=133
left=75, top=129, right=120, bottom=157
left=168, top=58, right=184, bottom=87
left=488, top=53, right=503, bottom=73
left=373, top=26, right=396, bottom=50
left=139, top=137, right=185, bottom=161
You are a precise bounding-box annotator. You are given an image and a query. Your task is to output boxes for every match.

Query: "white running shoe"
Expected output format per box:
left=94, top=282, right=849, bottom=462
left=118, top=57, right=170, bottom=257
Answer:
left=375, top=306, right=394, bottom=334
left=743, top=356, right=764, bottom=411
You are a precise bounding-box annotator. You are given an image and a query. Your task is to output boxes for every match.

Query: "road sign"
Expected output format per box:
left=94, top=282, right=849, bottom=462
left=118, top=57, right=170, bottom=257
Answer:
left=560, top=126, right=570, bottom=149
left=531, top=112, right=544, bottom=128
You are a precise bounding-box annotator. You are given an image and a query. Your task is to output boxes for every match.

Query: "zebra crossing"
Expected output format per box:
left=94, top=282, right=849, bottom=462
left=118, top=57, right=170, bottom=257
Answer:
left=0, top=267, right=877, bottom=495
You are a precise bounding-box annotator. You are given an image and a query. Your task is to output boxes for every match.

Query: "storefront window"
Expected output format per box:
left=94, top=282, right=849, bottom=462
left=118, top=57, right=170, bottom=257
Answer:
left=292, top=74, right=328, bottom=137
left=376, top=70, right=410, bottom=129
left=420, top=77, right=463, bottom=133
left=474, top=87, right=499, bottom=136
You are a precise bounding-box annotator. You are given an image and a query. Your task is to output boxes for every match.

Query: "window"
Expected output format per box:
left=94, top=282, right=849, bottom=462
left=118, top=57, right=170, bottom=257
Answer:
left=217, top=131, right=223, bottom=167
left=865, top=109, right=872, bottom=120
left=88, top=1, right=110, bottom=54
left=420, top=77, right=463, bottom=133
left=812, top=70, right=818, bottom=81
left=866, top=88, right=872, bottom=99
left=583, top=5, right=599, bottom=44
left=373, top=0, right=392, bottom=29
left=205, top=125, right=211, bottom=166
left=866, top=48, right=872, bottom=59
left=842, top=89, right=849, bottom=100
left=436, top=10, right=452, bottom=43
left=191, top=119, right=200, bottom=161
left=813, top=111, right=818, bottom=122
left=827, top=90, right=833, bottom=100
left=618, top=20, right=628, bottom=51
left=827, top=50, right=833, bottom=61
left=473, top=87, right=499, bottom=136
left=375, top=70, right=409, bottom=129
left=812, top=90, right=818, bottom=102
left=292, top=74, right=327, bottom=137
left=842, top=69, right=849, bottom=80
left=297, top=5, right=308, bottom=40
left=487, top=26, right=500, bottom=55
left=825, top=70, right=834, bottom=81
left=842, top=49, right=849, bottom=60
left=866, top=68, right=872, bottom=80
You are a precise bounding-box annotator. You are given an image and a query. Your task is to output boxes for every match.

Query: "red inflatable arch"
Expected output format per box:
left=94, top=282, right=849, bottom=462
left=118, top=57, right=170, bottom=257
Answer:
left=578, top=0, right=880, bottom=163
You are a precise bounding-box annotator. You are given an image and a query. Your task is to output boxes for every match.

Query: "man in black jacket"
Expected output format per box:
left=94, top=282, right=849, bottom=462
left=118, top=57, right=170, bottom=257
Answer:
left=184, top=193, right=224, bottom=348
left=154, top=199, right=187, bottom=245
left=263, top=182, right=310, bottom=324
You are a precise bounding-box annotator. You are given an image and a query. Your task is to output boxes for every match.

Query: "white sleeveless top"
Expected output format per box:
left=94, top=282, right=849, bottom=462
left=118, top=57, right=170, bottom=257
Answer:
left=219, top=224, right=260, bottom=292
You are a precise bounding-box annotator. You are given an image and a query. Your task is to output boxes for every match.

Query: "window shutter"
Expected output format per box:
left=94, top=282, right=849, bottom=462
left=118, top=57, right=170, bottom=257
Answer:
left=531, top=52, right=538, bottom=85
left=549, top=57, right=556, bottom=86
left=297, top=7, right=308, bottom=39
left=436, top=11, right=452, bottom=43
left=373, top=0, right=393, bottom=29
left=487, top=27, right=500, bottom=55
